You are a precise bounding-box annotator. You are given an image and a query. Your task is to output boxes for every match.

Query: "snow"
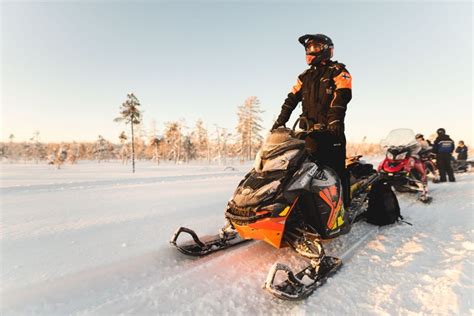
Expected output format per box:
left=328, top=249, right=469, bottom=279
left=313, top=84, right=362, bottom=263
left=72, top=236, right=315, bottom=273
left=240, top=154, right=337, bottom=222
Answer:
left=1, top=161, right=473, bottom=315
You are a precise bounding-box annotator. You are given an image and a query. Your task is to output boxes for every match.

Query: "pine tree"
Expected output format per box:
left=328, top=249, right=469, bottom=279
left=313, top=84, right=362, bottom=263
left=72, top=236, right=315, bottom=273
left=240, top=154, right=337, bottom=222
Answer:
left=236, top=96, right=264, bottom=161
left=114, top=93, right=142, bottom=173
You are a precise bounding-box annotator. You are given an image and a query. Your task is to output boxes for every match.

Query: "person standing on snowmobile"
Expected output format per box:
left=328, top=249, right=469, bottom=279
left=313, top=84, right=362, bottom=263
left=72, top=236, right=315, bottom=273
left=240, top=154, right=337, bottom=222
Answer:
left=433, top=128, right=455, bottom=182
left=271, top=33, right=352, bottom=205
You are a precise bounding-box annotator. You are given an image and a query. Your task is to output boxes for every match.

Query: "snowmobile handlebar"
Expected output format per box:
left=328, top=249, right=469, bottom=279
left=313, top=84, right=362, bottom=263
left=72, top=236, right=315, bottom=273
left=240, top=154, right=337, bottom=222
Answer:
left=292, top=117, right=327, bottom=139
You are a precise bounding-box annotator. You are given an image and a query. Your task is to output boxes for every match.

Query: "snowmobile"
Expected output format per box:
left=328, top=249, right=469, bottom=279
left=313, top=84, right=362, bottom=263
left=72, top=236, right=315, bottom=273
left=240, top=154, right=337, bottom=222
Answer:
left=171, top=126, right=395, bottom=300
left=419, top=150, right=438, bottom=180
left=378, top=128, right=431, bottom=203
left=451, top=157, right=474, bottom=173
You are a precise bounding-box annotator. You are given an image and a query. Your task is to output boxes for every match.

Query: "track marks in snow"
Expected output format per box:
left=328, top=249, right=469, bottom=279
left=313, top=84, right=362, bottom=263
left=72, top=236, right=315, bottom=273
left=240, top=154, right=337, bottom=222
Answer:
left=339, top=183, right=474, bottom=315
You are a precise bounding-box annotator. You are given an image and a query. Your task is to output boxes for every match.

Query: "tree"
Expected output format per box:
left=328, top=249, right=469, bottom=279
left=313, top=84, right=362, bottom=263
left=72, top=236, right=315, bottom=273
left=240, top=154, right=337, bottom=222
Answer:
left=119, top=131, right=128, bottom=144
left=150, top=137, right=162, bottom=164
left=29, top=131, right=46, bottom=163
left=163, top=121, right=182, bottom=163
left=214, top=126, right=232, bottom=165
left=114, top=93, right=142, bottom=173
left=236, top=96, right=264, bottom=161
left=94, top=135, right=109, bottom=162
left=7, top=134, right=15, bottom=161
left=193, top=119, right=210, bottom=162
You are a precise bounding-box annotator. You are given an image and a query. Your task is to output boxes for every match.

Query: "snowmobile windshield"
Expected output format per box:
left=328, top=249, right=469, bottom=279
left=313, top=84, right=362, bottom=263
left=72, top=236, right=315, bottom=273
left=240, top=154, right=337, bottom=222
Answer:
left=381, top=128, right=418, bottom=148
left=258, top=130, right=305, bottom=159
left=255, top=148, right=303, bottom=173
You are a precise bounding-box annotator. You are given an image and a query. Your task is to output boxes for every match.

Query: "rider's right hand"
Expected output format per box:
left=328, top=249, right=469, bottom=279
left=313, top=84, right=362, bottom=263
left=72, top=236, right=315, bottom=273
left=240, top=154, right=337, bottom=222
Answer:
left=271, top=122, right=284, bottom=131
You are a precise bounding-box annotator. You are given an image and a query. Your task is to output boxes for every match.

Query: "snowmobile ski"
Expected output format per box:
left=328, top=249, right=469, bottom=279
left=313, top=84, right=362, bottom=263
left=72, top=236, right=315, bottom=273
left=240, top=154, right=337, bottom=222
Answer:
left=264, top=256, right=342, bottom=300
left=170, top=227, right=249, bottom=256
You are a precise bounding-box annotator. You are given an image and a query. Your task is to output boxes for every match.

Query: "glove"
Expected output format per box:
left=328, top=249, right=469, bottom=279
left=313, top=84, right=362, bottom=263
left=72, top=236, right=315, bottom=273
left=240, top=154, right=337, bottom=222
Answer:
left=271, top=104, right=293, bottom=131
left=328, top=120, right=343, bottom=137
left=271, top=121, right=285, bottom=131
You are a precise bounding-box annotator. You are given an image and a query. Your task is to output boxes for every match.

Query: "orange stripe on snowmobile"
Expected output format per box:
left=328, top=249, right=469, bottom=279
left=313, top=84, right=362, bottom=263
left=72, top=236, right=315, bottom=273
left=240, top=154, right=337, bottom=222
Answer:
left=291, top=78, right=303, bottom=94
left=319, top=186, right=342, bottom=230
left=233, top=197, right=299, bottom=249
left=333, top=71, right=352, bottom=90
left=319, top=189, right=336, bottom=228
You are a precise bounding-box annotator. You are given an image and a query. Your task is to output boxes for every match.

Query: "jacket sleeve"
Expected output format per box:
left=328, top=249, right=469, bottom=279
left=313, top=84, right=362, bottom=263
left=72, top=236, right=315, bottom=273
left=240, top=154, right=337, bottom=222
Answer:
left=327, top=67, right=352, bottom=125
left=275, top=75, right=303, bottom=125
left=449, top=138, right=455, bottom=153
left=433, top=139, right=439, bottom=153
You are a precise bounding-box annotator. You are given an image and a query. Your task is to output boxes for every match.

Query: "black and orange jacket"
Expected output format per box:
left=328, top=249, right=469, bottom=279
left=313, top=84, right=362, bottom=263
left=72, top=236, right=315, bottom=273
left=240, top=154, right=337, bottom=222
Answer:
left=276, top=60, right=352, bottom=129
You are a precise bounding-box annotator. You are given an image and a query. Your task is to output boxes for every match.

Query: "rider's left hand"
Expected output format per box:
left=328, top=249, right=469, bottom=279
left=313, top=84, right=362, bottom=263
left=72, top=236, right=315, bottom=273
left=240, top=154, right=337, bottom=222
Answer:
left=328, top=120, right=343, bottom=137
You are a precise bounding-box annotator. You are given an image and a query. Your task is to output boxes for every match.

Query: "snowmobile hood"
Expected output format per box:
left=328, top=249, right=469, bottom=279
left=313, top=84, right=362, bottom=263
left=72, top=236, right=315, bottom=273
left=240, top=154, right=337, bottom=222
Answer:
left=261, top=129, right=305, bottom=158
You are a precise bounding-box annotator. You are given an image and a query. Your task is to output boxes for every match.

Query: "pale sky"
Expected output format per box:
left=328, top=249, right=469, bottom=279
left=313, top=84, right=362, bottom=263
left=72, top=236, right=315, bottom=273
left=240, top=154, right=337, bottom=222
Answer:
left=1, top=1, right=472, bottom=145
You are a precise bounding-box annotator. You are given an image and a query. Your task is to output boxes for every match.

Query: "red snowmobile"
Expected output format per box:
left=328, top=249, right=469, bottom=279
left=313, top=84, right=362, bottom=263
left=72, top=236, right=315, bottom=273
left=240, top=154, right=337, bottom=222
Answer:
left=420, top=150, right=438, bottom=180
left=378, top=129, right=431, bottom=202
left=171, top=127, right=398, bottom=300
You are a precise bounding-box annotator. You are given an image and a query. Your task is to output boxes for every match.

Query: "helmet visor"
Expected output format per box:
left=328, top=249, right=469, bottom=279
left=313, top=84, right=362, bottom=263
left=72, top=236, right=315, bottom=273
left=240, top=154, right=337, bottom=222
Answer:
left=305, top=42, right=325, bottom=55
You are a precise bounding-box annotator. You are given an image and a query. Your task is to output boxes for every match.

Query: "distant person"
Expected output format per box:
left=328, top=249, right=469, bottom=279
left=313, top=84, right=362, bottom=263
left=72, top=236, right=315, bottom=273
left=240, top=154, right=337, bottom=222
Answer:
left=433, top=128, right=455, bottom=182
left=415, top=134, right=433, bottom=150
left=415, top=134, right=432, bottom=152
left=455, top=141, right=468, bottom=161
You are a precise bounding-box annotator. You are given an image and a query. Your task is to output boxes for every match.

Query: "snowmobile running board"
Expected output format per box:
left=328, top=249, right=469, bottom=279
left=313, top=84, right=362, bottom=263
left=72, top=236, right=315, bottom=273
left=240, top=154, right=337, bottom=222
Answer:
left=170, top=227, right=249, bottom=256
left=264, top=256, right=342, bottom=300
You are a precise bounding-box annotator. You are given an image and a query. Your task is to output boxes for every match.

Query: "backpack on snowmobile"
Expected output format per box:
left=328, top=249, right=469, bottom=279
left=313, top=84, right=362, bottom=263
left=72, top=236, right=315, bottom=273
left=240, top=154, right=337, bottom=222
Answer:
left=365, top=180, right=402, bottom=226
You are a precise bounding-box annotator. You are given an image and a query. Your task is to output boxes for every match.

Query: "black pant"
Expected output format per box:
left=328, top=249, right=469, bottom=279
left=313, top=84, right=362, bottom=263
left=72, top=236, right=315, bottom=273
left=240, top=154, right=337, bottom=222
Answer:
left=437, top=153, right=455, bottom=182
left=305, top=131, right=349, bottom=206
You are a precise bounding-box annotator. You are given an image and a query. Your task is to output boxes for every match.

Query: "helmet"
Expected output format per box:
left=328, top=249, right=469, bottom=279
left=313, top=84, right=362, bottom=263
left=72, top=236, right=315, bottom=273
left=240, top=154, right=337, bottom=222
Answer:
left=298, top=34, right=334, bottom=65
left=415, top=133, right=424, bottom=140
left=436, top=128, right=446, bottom=135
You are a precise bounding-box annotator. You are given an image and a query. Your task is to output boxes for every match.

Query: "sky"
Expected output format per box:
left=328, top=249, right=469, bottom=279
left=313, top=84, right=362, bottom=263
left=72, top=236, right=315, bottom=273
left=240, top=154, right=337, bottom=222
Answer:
left=1, top=1, right=472, bottom=145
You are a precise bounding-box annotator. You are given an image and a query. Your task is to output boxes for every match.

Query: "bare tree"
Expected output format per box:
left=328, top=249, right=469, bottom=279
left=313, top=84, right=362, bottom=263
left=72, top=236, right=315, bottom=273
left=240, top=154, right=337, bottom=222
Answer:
left=29, top=131, right=46, bottom=163
left=94, top=135, right=109, bottom=162
left=236, top=96, right=264, bottom=161
left=163, top=121, right=182, bottom=163
left=193, top=119, right=210, bottom=162
left=216, top=126, right=232, bottom=165
left=182, top=135, right=196, bottom=163
left=150, top=137, right=161, bottom=164
left=7, top=134, right=15, bottom=161
left=114, top=93, right=142, bottom=173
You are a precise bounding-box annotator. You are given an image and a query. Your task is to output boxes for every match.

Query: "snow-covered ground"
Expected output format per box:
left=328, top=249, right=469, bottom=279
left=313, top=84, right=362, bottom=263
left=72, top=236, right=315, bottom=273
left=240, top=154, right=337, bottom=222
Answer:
left=1, top=161, right=473, bottom=315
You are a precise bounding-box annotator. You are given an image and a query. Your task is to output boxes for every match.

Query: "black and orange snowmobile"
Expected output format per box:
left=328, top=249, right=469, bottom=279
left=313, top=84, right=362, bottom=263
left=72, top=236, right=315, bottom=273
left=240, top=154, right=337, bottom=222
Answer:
left=171, top=127, right=397, bottom=300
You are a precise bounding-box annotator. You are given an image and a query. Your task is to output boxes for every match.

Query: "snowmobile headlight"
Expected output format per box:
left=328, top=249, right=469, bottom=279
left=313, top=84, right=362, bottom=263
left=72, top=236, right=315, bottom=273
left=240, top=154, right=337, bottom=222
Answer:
left=386, top=152, right=394, bottom=160
left=395, top=152, right=407, bottom=160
